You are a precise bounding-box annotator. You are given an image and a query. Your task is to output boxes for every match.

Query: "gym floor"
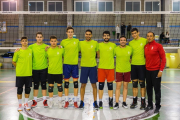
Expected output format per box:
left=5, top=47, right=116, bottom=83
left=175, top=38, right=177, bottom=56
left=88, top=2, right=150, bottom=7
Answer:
left=0, top=69, right=179, bottom=120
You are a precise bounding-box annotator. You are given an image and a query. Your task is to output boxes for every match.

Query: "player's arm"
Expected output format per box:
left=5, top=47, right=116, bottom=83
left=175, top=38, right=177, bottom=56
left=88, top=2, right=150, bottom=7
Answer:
left=97, top=51, right=100, bottom=59
left=12, top=52, right=18, bottom=67
left=12, top=61, right=16, bottom=67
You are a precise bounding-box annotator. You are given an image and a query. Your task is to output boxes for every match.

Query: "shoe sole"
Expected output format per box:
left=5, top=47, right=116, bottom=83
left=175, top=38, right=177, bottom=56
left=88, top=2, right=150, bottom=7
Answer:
left=130, top=105, right=137, bottom=109
left=109, top=107, right=113, bottom=109
left=31, top=105, right=37, bottom=108
left=122, top=105, right=128, bottom=109
left=113, top=107, right=119, bottom=110
left=44, top=106, right=49, bottom=108
left=99, top=107, right=103, bottom=109
left=79, top=107, right=84, bottom=110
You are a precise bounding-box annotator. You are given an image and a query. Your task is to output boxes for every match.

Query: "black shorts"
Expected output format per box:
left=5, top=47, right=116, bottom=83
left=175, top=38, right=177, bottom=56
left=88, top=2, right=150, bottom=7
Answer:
left=16, top=76, right=32, bottom=87
left=48, top=74, right=63, bottom=84
left=33, top=68, right=48, bottom=83
left=131, top=65, right=146, bottom=81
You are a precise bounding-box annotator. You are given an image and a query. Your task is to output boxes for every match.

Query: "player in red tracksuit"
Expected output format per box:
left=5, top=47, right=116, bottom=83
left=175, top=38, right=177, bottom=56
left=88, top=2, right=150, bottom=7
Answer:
left=144, top=32, right=166, bottom=114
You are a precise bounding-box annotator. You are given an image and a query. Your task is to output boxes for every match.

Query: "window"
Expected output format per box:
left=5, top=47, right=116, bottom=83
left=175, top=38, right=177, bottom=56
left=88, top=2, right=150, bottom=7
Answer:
left=74, top=1, right=90, bottom=11
left=1, top=1, right=17, bottom=11
left=28, top=1, right=44, bottom=11
left=125, top=1, right=141, bottom=11
left=172, top=0, right=180, bottom=11
left=98, top=1, right=113, bottom=11
left=145, top=1, right=160, bottom=11
left=47, top=1, right=63, bottom=11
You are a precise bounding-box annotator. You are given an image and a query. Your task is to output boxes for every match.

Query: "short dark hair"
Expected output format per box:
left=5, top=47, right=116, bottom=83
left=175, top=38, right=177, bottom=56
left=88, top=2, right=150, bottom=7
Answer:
left=36, top=31, right=43, bottom=37
left=86, top=29, right=92, bottom=34
left=66, top=27, right=74, bottom=32
left=119, top=35, right=127, bottom=41
left=50, top=35, right=57, bottom=40
left=131, top=28, right=139, bottom=33
left=21, top=36, right=28, bottom=41
left=103, top=31, right=110, bottom=36
left=147, top=31, right=155, bottom=37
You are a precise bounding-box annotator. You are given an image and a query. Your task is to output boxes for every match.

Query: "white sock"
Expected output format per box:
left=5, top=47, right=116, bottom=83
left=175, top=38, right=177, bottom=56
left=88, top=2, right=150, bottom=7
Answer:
left=43, top=96, right=46, bottom=100
left=74, top=96, right=77, bottom=102
left=25, top=98, right=29, bottom=104
left=142, top=97, right=145, bottom=99
left=18, top=99, right=22, bottom=104
left=65, top=96, right=68, bottom=102
left=34, top=97, right=37, bottom=101
left=50, top=97, right=53, bottom=101
left=133, top=96, right=136, bottom=98
left=58, top=97, right=62, bottom=101
left=110, top=97, right=113, bottom=99
left=99, top=99, right=102, bottom=102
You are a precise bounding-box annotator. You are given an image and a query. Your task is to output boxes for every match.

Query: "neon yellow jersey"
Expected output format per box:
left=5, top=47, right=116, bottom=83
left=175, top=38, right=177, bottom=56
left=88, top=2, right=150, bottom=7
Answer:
left=13, top=48, right=32, bottom=76
left=129, top=37, right=148, bottom=65
left=60, top=38, right=79, bottom=65
left=47, top=47, right=64, bottom=74
left=115, top=46, right=132, bottom=73
left=79, top=40, right=98, bottom=67
left=98, top=42, right=116, bottom=69
left=28, top=43, right=48, bottom=70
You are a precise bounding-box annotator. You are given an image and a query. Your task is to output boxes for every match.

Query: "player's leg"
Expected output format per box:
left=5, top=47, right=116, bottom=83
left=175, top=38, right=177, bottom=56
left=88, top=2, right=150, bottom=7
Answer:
left=48, top=74, right=54, bottom=108
left=24, top=77, right=32, bottom=110
left=40, top=68, right=48, bottom=107
left=138, top=65, right=146, bottom=110
left=98, top=68, right=106, bottom=109
left=89, top=66, right=98, bottom=110
left=56, top=74, right=63, bottom=109
left=106, top=69, right=114, bottom=109
left=16, top=77, right=24, bottom=111
left=79, top=67, right=88, bottom=109
left=130, top=65, right=138, bottom=109
left=114, top=82, right=122, bottom=110
left=72, top=65, right=79, bottom=108
left=32, top=70, right=40, bottom=107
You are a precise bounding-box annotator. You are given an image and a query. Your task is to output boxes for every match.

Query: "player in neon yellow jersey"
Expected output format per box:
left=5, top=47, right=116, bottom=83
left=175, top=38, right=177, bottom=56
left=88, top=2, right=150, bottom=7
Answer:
left=12, top=37, right=32, bottom=111
left=60, top=27, right=79, bottom=108
left=129, top=28, right=148, bottom=110
left=46, top=35, right=64, bottom=109
left=98, top=31, right=116, bottom=109
left=113, top=36, right=132, bottom=110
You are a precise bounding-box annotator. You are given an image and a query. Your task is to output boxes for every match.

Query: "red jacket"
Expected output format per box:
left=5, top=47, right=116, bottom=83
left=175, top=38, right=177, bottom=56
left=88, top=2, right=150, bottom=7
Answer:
left=145, top=40, right=166, bottom=71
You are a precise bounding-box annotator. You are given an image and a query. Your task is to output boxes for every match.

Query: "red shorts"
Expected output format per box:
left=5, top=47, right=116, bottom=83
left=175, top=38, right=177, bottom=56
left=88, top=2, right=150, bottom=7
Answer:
left=116, top=72, right=131, bottom=82
left=98, top=68, right=115, bottom=82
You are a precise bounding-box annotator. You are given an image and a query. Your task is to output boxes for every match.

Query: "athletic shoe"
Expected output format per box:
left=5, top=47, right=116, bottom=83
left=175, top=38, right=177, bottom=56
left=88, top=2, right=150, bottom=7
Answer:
left=109, top=97, right=113, bottom=109
left=154, top=107, right=160, bottom=113
left=43, top=100, right=48, bottom=108
left=24, top=103, right=31, bottom=111
left=49, top=100, right=53, bottom=108
left=99, top=101, right=103, bottom=109
left=122, top=102, right=128, bottom=109
left=140, top=98, right=146, bottom=110
left=17, top=104, right=23, bottom=112
left=74, top=102, right=78, bottom=108
left=64, top=101, right=69, bottom=109
left=93, top=101, right=99, bottom=110
left=31, top=100, right=37, bottom=108
left=58, top=101, right=63, bottom=109
left=130, top=97, right=138, bottom=109
left=79, top=100, right=84, bottom=109
left=113, top=103, right=119, bottom=110
left=145, top=105, right=153, bottom=112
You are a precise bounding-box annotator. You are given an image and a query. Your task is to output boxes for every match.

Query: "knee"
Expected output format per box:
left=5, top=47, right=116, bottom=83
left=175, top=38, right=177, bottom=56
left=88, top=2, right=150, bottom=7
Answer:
left=132, top=80, right=138, bottom=88
left=48, top=86, right=54, bottom=93
left=91, top=83, right=97, bottom=89
left=139, top=81, right=145, bottom=88
left=17, top=87, right=23, bottom=94
left=25, top=87, right=31, bottom=94
left=64, top=81, right=69, bottom=89
left=41, top=81, right=47, bottom=90
left=107, top=82, right=113, bottom=90
left=34, top=82, right=39, bottom=90
left=99, top=82, right=104, bottom=90
left=73, top=81, right=78, bottom=88
left=81, top=84, right=86, bottom=88
left=57, top=85, right=63, bottom=92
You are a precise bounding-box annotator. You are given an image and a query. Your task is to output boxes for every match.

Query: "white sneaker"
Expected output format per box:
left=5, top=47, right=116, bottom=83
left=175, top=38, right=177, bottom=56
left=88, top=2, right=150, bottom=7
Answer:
left=17, top=104, right=23, bottom=112
left=58, top=100, right=63, bottom=109
left=49, top=100, right=53, bottom=108
left=24, top=103, right=31, bottom=111
left=122, top=102, right=128, bottom=109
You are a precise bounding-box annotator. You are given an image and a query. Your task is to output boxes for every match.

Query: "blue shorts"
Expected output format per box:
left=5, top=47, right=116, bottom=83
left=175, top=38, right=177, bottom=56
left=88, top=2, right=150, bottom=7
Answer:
left=63, top=64, right=79, bottom=79
left=80, top=66, right=97, bottom=83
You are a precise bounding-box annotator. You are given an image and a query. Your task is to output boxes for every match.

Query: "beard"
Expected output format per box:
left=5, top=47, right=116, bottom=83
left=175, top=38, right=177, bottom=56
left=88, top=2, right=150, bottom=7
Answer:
left=104, top=39, right=109, bottom=42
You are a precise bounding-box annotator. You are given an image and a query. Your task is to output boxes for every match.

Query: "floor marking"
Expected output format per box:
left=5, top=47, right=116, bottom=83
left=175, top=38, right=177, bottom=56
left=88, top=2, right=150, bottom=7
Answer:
left=0, top=87, right=16, bottom=95
left=161, top=84, right=180, bottom=95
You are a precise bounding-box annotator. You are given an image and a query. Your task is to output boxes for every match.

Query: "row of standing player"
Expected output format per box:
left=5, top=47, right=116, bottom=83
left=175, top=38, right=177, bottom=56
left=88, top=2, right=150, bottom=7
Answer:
left=13, top=27, right=165, bottom=114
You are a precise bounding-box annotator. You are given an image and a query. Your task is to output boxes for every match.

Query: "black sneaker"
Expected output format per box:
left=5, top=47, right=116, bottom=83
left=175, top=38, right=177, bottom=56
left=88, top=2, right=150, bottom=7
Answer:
left=145, top=105, right=153, bottom=112
left=79, top=100, right=84, bottom=109
left=140, top=98, right=146, bottom=110
left=113, top=103, right=119, bottom=110
left=99, top=101, right=103, bottom=109
left=109, top=97, right=113, bottom=109
left=122, top=102, right=128, bottom=109
left=130, top=97, right=138, bottom=109
left=93, top=101, right=99, bottom=110
left=154, top=107, right=160, bottom=113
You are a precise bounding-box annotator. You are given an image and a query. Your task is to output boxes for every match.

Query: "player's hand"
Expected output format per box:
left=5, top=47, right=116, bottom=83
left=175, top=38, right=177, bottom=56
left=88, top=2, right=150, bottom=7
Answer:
left=129, top=59, right=132, bottom=63
left=45, top=46, right=50, bottom=51
left=58, top=45, right=62, bottom=49
left=15, top=48, right=20, bottom=52
left=157, top=71, right=162, bottom=78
